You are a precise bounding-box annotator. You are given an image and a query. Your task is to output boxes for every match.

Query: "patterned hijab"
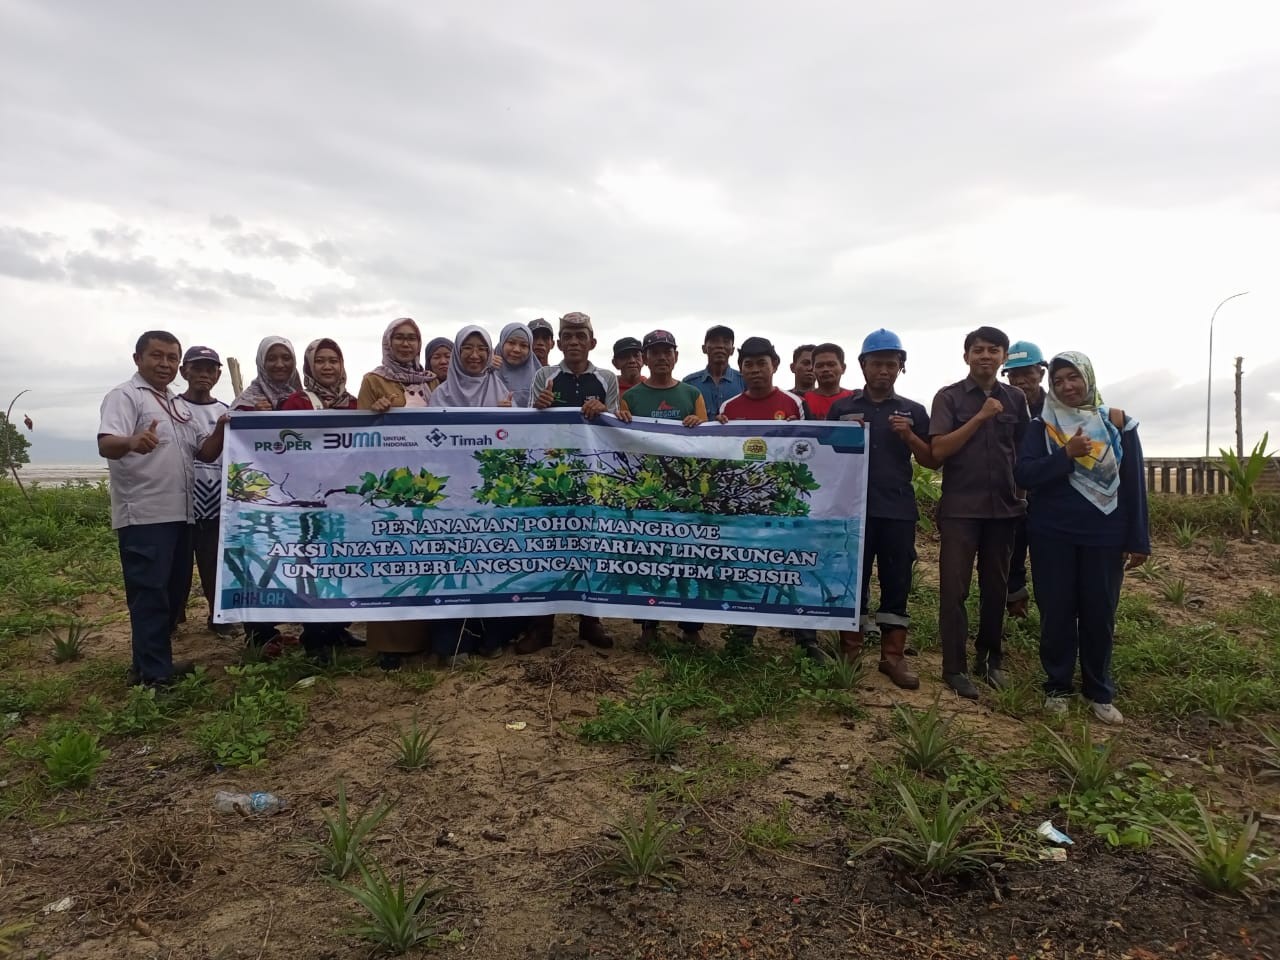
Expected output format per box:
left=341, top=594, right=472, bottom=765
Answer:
left=428, top=326, right=510, bottom=408
left=233, top=335, right=302, bottom=409
left=370, top=318, right=436, bottom=386
left=495, top=322, right=541, bottom=408
left=302, top=338, right=355, bottom=409
left=1043, top=351, right=1127, bottom=515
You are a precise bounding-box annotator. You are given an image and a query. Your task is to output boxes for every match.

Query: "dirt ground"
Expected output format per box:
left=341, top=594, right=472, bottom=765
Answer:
left=2, top=530, right=1278, bottom=960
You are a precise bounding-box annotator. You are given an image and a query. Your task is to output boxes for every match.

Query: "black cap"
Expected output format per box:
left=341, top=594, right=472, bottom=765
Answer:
left=182, top=345, right=221, bottom=365
left=612, top=336, right=642, bottom=359
left=528, top=318, right=554, bottom=335
left=738, top=336, right=779, bottom=364
left=642, top=330, right=677, bottom=350
left=704, top=324, right=735, bottom=342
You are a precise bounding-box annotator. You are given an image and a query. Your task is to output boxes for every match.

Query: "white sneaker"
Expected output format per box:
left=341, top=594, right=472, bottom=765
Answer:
left=1087, top=700, right=1124, bottom=725
left=1044, top=695, right=1069, bottom=716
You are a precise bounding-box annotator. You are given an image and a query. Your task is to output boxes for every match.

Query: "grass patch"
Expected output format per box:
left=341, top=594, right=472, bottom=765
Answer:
left=0, top=482, right=118, bottom=639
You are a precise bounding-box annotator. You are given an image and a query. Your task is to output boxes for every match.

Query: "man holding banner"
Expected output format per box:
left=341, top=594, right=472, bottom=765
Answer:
left=521, top=311, right=620, bottom=652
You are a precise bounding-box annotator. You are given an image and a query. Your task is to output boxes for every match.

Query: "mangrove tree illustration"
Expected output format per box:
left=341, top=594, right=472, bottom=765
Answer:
left=224, top=462, right=448, bottom=509
left=472, top=449, right=818, bottom=516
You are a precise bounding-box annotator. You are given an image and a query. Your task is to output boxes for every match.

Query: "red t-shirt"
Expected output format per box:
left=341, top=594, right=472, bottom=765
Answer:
left=279, top=391, right=357, bottom=411
left=720, top=387, right=805, bottom=421
left=803, top=388, right=855, bottom=420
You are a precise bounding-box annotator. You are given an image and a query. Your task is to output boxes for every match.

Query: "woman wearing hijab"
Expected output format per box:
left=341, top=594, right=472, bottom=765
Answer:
left=272, top=339, right=364, bottom=657
left=354, top=320, right=436, bottom=668
left=428, top=326, right=513, bottom=408
left=281, top=338, right=358, bottom=410
left=232, top=336, right=303, bottom=411
left=494, top=322, right=541, bottom=408
left=427, top=326, right=515, bottom=665
left=1015, top=351, right=1149, bottom=726
left=426, top=336, right=452, bottom=385
left=228, top=337, right=306, bottom=656
left=357, top=318, right=436, bottom=411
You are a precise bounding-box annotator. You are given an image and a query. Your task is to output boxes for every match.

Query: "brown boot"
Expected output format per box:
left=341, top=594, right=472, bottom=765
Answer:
left=839, top=630, right=864, bottom=660
left=878, top=627, right=919, bottom=689
left=515, top=615, right=555, bottom=654
left=1006, top=597, right=1029, bottom=619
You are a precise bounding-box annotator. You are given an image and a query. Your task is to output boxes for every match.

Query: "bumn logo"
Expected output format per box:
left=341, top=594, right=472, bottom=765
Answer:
left=254, top=429, right=312, bottom=454
left=323, top=431, right=383, bottom=450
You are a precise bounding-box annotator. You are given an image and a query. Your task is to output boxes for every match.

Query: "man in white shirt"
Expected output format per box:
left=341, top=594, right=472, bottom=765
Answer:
left=98, top=331, right=228, bottom=687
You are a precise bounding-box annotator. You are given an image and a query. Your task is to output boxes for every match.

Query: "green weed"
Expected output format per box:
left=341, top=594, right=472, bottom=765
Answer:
left=1159, top=577, right=1189, bottom=607
left=1153, top=795, right=1279, bottom=894
left=331, top=861, right=450, bottom=953
left=1060, top=762, right=1201, bottom=848
left=631, top=702, right=698, bottom=760
left=1248, top=724, right=1280, bottom=780
left=391, top=718, right=439, bottom=770
left=41, top=727, right=108, bottom=790
left=1172, top=520, right=1202, bottom=550
left=1039, top=723, right=1122, bottom=792
left=604, top=794, right=684, bottom=888
left=892, top=700, right=965, bottom=774
left=1131, top=557, right=1166, bottom=583
left=47, top=619, right=99, bottom=663
left=192, top=681, right=305, bottom=768
left=742, top=800, right=799, bottom=851
left=989, top=672, right=1038, bottom=719
left=106, top=685, right=169, bottom=736
left=1208, top=535, right=1229, bottom=558
left=301, top=782, right=394, bottom=880
left=850, top=784, right=1006, bottom=879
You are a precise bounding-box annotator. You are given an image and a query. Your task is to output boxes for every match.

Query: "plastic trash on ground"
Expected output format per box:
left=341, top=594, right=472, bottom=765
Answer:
left=1036, top=820, right=1073, bottom=845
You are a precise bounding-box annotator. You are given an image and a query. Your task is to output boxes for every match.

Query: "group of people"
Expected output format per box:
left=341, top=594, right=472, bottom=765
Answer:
left=97, top=314, right=1150, bottom=725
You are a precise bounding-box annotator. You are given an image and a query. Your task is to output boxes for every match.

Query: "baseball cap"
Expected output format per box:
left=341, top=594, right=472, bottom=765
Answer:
left=704, top=324, right=735, bottom=342
left=738, top=336, right=780, bottom=364
left=612, top=336, right=642, bottom=359
left=642, top=330, right=677, bottom=350
left=559, top=311, right=593, bottom=333
left=182, top=345, right=221, bottom=365
left=529, top=318, right=554, bottom=336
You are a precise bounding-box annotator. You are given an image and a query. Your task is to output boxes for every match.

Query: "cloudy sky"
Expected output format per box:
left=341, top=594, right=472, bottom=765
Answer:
left=2, top=0, right=1277, bottom=461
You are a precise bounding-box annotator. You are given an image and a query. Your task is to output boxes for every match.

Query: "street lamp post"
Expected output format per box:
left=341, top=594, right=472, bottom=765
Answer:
left=1206, top=291, right=1249, bottom=457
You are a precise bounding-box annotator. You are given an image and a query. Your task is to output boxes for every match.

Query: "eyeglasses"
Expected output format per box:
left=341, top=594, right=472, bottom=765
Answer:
left=390, top=334, right=420, bottom=343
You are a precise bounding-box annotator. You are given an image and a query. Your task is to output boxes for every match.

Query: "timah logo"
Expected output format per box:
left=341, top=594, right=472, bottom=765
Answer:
left=254, top=429, right=312, bottom=454
left=742, top=437, right=767, bottom=462
left=322, top=430, right=382, bottom=450
left=426, top=429, right=494, bottom=448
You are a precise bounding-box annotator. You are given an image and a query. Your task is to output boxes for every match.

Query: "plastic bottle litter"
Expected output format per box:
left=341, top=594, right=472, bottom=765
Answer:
left=1036, top=820, right=1073, bottom=845
left=213, top=790, right=284, bottom=815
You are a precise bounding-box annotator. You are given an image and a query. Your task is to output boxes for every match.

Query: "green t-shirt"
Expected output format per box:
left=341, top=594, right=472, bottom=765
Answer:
left=621, top=381, right=705, bottom=420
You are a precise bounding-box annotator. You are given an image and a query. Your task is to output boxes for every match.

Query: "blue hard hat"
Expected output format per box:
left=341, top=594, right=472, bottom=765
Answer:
left=1004, top=341, right=1046, bottom=371
left=858, top=328, right=906, bottom=363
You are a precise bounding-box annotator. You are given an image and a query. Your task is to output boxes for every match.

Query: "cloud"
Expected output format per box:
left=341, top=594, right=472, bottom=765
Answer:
left=1, top=0, right=1278, bottom=458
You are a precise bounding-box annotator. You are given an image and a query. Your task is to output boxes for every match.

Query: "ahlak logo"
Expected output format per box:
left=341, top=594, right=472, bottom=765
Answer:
left=426, top=428, right=450, bottom=447
left=254, top=429, right=312, bottom=454
left=495, top=429, right=509, bottom=440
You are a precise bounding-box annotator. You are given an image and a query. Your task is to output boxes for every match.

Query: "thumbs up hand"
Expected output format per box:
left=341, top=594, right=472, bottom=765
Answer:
left=1064, top=426, right=1090, bottom=459
left=132, top=419, right=161, bottom=454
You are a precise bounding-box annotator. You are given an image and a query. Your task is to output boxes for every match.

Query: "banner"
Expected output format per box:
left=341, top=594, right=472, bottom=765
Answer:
left=215, top=409, right=867, bottom=629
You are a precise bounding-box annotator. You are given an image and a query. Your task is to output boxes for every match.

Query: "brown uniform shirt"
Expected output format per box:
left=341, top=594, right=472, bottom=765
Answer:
left=929, top=376, right=1030, bottom=520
